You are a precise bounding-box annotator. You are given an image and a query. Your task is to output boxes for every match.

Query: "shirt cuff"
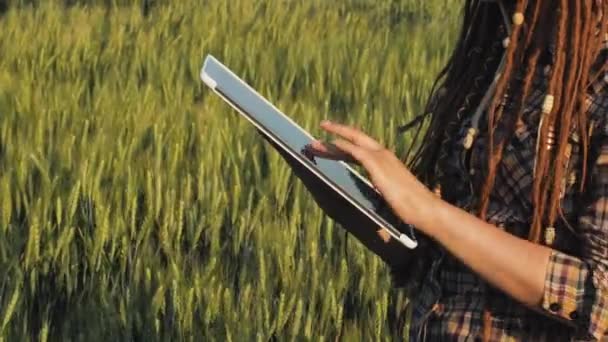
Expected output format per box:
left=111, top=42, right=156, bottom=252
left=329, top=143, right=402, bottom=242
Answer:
left=542, top=250, right=587, bottom=319
left=540, top=250, right=606, bottom=340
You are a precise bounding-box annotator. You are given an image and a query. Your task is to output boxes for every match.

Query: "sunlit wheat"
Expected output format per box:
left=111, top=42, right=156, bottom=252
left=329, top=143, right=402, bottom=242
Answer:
left=0, top=0, right=459, bottom=340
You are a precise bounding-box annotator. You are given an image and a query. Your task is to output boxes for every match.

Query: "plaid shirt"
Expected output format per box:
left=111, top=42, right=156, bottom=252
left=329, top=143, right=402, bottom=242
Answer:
left=397, top=34, right=608, bottom=342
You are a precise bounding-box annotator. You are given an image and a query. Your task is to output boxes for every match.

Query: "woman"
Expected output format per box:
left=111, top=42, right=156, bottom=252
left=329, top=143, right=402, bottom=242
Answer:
left=279, top=0, right=608, bottom=341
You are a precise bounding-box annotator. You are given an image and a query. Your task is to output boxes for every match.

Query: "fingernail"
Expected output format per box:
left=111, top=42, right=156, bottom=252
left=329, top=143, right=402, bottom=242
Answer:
left=321, top=120, right=331, bottom=125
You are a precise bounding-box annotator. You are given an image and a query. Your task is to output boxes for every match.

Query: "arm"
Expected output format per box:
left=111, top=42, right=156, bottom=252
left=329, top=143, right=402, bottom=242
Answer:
left=256, top=129, right=413, bottom=268
left=417, top=198, right=553, bottom=308
left=311, top=120, right=608, bottom=339
left=417, top=135, right=608, bottom=340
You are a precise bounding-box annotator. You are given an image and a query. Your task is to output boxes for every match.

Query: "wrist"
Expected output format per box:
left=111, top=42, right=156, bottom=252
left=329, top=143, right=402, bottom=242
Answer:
left=410, top=191, right=448, bottom=238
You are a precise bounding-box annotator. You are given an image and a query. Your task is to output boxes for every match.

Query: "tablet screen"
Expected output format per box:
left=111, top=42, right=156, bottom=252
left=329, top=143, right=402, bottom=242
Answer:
left=201, top=55, right=417, bottom=249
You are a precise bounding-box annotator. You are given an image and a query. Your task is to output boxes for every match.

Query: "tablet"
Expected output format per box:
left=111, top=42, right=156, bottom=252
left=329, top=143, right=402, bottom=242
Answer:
left=200, top=55, right=417, bottom=249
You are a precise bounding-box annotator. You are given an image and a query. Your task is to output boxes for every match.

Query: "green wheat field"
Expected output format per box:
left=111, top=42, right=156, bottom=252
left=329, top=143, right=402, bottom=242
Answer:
left=0, top=1, right=460, bottom=341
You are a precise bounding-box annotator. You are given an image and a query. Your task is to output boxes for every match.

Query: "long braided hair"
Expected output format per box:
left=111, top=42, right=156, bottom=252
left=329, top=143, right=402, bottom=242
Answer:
left=407, top=0, right=607, bottom=243
left=403, top=0, right=607, bottom=339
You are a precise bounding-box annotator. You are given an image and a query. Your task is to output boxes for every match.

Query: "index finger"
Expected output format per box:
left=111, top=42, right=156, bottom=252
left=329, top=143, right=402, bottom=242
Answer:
left=320, top=120, right=383, bottom=150
left=306, top=140, right=358, bottom=164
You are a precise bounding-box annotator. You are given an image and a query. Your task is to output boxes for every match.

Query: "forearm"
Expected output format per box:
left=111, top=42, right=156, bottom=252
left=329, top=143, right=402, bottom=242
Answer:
left=403, top=197, right=553, bottom=307
left=305, top=120, right=608, bottom=338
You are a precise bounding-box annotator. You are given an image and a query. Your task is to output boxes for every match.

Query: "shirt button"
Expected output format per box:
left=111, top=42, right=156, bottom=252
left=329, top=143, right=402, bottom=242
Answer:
left=569, top=311, right=579, bottom=320
left=549, top=303, right=561, bottom=312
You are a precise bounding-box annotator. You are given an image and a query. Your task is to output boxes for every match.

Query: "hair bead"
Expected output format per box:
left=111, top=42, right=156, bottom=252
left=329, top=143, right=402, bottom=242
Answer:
left=463, top=127, right=478, bottom=150
left=546, top=125, right=556, bottom=150
left=512, top=12, right=524, bottom=26
left=502, top=37, right=510, bottom=48
left=570, top=131, right=580, bottom=143
left=568, top=171, right=577, bottom=186
left=564, top=143, right=572, bottom=159
left=542, top=95, right=555, bottom=114
left=544, top=226, right=556, bottom=245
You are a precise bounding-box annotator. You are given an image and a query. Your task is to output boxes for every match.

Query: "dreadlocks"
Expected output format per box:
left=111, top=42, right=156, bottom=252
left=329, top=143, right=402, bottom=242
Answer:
left=407, top=0, right=607, bottom=244
left=404, top=1, right=607, bottom=340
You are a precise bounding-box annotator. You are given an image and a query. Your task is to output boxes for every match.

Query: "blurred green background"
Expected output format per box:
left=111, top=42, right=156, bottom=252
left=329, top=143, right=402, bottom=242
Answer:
left=0, top=1, right=460, bottom=340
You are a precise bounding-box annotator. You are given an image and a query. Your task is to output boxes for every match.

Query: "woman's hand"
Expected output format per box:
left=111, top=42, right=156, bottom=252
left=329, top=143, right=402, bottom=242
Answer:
left=308, top=121, right=555, bottom=309
left=274, top=120, right=560, bottom=311
left=256, top=128, right=413, bottom=267
left=306, top=120, right=439, bottom=231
